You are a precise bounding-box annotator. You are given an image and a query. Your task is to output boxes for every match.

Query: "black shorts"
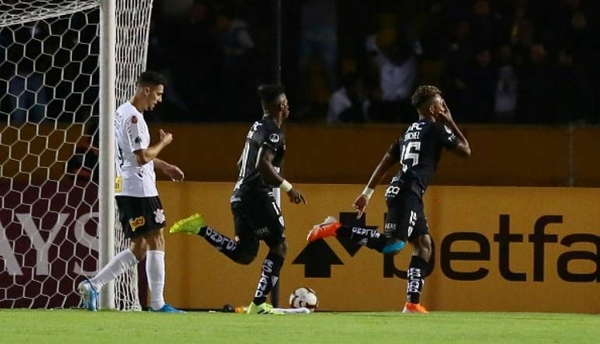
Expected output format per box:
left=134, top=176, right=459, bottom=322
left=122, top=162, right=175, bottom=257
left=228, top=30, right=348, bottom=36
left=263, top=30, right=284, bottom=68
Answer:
left=115, top=196, right=166, bottom=239
left=384, top=189, right=428, bottom=242
left=230, top=192, right=285, bottom=254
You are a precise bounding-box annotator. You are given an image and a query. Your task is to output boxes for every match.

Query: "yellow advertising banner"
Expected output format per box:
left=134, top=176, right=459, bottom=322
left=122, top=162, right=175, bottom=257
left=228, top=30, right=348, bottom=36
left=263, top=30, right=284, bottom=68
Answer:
left=159, top=182, right=600, bottom=313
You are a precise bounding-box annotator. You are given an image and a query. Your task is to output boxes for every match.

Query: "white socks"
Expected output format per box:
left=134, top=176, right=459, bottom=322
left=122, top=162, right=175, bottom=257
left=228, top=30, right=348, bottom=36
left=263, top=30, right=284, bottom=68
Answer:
left=88, top=248, right=166, bottom=311
left=90, top=249, right=138, bottom=290
left=146, top=250, right=166, bottom=311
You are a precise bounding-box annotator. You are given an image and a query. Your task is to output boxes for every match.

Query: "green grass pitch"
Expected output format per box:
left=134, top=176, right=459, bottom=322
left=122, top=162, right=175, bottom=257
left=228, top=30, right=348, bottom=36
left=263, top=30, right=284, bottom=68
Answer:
left=2, top=309, right=598, bottom=343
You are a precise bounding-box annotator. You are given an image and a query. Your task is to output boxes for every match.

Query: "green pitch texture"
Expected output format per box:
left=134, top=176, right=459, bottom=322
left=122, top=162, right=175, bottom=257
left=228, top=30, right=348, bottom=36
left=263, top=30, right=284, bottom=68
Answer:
left=2, top=310, right=598, bottom=343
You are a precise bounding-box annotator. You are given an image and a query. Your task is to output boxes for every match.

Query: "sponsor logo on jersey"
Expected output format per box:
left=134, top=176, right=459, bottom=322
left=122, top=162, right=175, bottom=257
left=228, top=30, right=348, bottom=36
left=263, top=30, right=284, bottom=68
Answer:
left=269, top=133, right=280, bottom=143
left=254, top=226, right=270, bottom=236
left=153, top=209, right=165, bottom=224
left=129, top=216, right=145, bottom=231
left=131, top=115, right=138, bottom=124
left=444, top=125, right=452, bottom=134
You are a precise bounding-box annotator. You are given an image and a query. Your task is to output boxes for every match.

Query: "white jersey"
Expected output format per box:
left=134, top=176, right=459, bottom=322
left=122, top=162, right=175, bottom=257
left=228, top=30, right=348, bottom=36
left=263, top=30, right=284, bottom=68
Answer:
left=114, top=102, right=158, bottom=197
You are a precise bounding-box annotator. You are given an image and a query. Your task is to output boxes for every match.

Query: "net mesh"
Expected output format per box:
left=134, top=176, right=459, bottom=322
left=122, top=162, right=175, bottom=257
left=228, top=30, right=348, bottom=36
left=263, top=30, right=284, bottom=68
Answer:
left=0, top=0, right=153, bottom=310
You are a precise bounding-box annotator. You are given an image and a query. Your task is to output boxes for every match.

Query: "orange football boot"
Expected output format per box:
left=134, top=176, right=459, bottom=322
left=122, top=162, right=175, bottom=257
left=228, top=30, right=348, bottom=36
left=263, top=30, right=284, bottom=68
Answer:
left=306, top=216, right=341, bottom=242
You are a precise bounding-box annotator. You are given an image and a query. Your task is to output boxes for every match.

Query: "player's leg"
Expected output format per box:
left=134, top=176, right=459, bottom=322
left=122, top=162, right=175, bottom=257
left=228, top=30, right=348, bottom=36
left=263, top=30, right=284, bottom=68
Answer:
left=401, top=194, right=431, bottom=314
left=307, top=216, right=403, bottom=253
left=142, top=228, right=183, bottom=313
left=308, top=183, right=417, bottom=256
left=138, top=196, right=184, bottom=313
left=169, top=205, right=259, bottom=264
left=402, top=234, right=431, bottom=314
left=77, top=196, right=140, bottom=311
left=307, top=195, right=407, bottom=254
left=250, top=240, right=286, bottom=307
left=246, top=196, right=286, bottom=314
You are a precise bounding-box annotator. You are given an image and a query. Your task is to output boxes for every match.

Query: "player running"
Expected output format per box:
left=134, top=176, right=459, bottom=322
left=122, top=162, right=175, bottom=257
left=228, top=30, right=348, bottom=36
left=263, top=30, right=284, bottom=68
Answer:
left=170, top=84, right=306, bottom=314
left=307, top=85, right=471, bottom=313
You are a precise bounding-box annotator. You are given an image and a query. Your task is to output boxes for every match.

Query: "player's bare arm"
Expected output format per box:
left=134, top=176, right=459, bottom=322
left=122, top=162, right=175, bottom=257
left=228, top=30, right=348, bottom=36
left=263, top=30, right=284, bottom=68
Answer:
left=154, top=158, right=185, bottom=181
left=134, top=129, right=173, bottom=165
left=257, top=147, right=307, bottom=205
left=437, top=101, right=471, bottom=157
left=354, top=151, right=398, bottom=219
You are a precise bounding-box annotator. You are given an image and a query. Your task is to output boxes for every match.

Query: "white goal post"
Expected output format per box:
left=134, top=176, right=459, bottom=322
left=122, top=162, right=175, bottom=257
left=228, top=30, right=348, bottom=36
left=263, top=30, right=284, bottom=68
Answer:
left=0, top=0, right=154, bottom=310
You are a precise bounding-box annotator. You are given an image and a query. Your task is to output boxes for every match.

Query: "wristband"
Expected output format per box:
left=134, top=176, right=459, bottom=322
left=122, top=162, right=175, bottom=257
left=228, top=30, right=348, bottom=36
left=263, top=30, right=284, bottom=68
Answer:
left=279, top=180, right=293, bottom=193
left=362, top=187, right=374, bottom=200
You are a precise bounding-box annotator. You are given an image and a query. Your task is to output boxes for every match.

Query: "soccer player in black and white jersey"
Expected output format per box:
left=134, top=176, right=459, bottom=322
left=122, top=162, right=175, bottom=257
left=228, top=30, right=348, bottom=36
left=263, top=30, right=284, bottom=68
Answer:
left=170, top=84, right=306, bottom=314
left=308, top=85, right=471, bottom=313
left=78, top=71, right=185, bottom=313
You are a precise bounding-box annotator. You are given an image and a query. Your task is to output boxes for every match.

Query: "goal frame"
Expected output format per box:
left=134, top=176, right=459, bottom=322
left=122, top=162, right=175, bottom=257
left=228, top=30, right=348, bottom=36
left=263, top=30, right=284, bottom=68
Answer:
left=98, top=0, right=116, bottom=310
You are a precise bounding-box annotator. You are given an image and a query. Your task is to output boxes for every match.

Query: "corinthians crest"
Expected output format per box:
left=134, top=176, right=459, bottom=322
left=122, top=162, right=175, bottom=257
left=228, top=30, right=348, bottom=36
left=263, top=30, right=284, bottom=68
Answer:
left=153, top=209, right=165, bottom=224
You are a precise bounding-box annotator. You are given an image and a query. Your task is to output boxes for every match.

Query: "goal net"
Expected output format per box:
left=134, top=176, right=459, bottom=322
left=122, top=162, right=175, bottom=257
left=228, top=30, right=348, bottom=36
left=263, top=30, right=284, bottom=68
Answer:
left=0, top=0, right=154, bottom=310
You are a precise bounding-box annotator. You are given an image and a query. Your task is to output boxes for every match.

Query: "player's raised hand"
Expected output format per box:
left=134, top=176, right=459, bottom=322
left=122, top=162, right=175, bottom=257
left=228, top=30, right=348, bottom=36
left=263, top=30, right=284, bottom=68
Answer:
left=159, top=129, right=173, bottom=145
left=353, top=194, right=369, bottom=219
left=163, top=164, right=184, bottom=182
left=287, top=188, right=307, bottom=205
left=439, top=100, right=454, bottom=122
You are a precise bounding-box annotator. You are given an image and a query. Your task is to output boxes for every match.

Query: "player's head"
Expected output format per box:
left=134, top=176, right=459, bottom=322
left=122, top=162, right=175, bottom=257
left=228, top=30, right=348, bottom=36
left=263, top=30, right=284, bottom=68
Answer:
left=135, top=71, right=166, bottom=111
left=258, top=84, right=289, bottom=120
left=411, top=85, right=444, bottom=120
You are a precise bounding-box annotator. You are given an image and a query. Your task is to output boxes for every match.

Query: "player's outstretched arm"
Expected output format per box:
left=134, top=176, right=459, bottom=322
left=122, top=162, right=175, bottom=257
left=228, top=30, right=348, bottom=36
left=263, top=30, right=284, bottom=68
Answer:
left=354, top=151, right=397, bottom=219
left=257, top=147, right=306, bottom=205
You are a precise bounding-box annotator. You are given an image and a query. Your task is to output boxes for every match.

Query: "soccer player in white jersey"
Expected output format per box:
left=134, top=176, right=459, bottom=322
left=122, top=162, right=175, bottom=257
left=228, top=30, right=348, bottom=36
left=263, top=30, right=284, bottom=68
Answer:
left=77, top=71, right=185, bottom=313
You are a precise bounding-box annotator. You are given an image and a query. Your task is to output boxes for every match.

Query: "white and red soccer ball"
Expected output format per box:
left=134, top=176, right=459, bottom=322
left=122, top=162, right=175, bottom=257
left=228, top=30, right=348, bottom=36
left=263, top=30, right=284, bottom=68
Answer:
left=289, top=287, right=318, bottom=312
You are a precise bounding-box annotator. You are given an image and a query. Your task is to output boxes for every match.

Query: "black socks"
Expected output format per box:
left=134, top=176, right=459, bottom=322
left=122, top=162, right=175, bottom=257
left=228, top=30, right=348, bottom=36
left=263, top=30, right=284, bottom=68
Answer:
left=337, top=225, right=388, bottom=251
left=252, top=253, right=284, bottom=305
left=407, top=255, right=428, bottom=304
left=198, top=226, right=240, bottom=261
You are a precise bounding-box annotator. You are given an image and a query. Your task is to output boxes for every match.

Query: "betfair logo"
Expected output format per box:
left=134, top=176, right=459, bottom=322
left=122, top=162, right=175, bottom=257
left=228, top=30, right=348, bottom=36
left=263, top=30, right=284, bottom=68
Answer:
left=384, top=214, right=600, bottom=282
left=129, top=216, right=145, bottom=231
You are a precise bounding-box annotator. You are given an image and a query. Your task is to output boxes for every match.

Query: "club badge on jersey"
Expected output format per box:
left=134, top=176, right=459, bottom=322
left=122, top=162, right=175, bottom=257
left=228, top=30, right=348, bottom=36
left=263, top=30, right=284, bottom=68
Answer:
left=153, top=209, right=165, bottom=224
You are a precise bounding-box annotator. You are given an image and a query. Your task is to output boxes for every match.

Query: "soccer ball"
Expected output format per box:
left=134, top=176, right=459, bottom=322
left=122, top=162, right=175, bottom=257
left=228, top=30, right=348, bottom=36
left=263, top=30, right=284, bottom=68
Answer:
left=289, top=287, right=318, bottom=311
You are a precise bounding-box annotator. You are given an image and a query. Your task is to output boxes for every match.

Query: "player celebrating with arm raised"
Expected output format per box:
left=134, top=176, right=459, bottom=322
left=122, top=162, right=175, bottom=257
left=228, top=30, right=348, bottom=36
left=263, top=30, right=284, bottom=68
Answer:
left=307, top=85, right=470, bottom=313
left=78, top=71, right=185, bottom=312
left=170, top=84, right=306, bottom=314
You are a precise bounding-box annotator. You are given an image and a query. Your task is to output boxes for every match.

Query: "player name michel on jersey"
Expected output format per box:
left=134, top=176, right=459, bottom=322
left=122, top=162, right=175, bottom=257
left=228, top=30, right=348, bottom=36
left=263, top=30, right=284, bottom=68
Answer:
left=389, top=119, right=459, bottom=196
left=114, top=102, right=158, bottom=197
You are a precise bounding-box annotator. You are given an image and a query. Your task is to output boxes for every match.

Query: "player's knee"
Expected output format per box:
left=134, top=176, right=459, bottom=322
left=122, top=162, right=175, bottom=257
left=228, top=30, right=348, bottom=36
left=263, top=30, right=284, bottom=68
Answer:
left=381, top=240, right=405, bottom=255
left=419, top=248, right=432, bottom=261
left=142, top=228, right=165, bottom=250
left=269, top=241, right=287, bottom=258
left=129, top=239, right=147, bottom=260
left=130, top=249, right=146, bottom=261
left=235, top=253, right=256, bottom=265
left=413, top=235, right=432, bottom=261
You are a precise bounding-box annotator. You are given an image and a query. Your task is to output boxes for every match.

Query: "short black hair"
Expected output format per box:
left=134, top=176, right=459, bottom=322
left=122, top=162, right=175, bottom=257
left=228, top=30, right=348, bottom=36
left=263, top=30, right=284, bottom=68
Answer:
left=136, top=70, right=166, bottom=87
left=411, top=85, right=442, bottom=108
left=258, top=84, right=285, bottom=107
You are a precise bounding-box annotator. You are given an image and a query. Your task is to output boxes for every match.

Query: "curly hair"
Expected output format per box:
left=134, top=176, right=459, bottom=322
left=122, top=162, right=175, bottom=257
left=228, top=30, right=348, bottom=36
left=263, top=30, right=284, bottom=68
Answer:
left=411, top=85, right=442, bottom=108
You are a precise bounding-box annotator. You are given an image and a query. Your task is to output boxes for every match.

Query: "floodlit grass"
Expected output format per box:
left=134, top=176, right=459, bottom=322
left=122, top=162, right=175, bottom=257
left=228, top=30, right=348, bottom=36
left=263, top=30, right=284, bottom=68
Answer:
left=1, top=309, right=598, bottom=344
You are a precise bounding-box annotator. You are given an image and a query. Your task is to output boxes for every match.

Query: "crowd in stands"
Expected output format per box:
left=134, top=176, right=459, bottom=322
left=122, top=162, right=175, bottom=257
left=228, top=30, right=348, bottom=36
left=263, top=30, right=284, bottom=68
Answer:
left=145, top=0, right=600, bottom=125
left=2, top=0, right=599, bottom=125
